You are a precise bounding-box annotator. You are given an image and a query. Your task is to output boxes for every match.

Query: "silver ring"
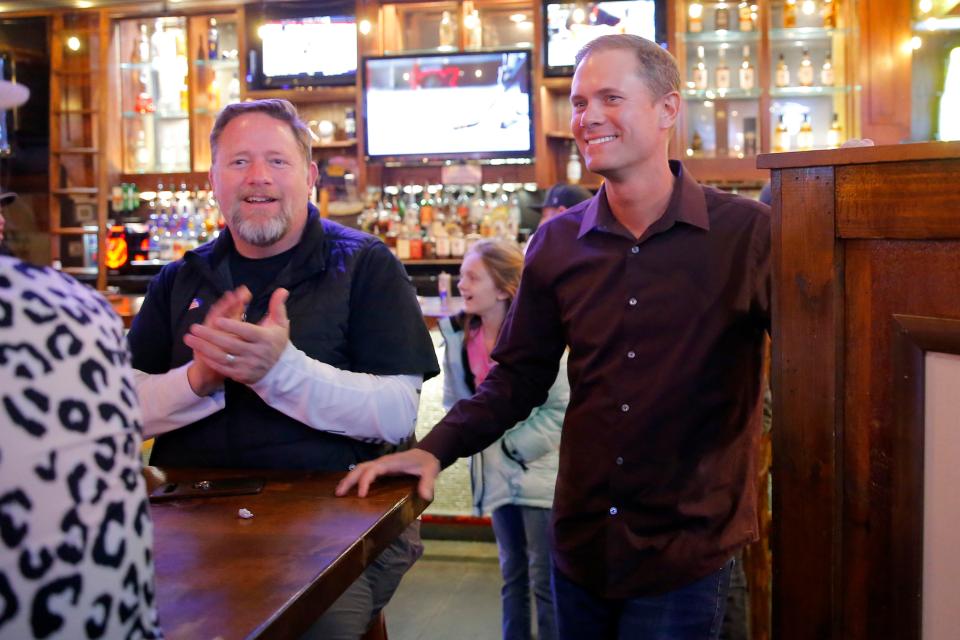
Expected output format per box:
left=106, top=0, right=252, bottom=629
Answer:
left=225, top=353, right=236, bottom=364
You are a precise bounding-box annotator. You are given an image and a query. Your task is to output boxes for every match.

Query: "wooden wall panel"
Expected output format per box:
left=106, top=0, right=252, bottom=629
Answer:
left=842, top=241, right=960, bottom=640
left=857, top=0, right=913, bottom=144
left=836, top=158, right=960, bottom=239
left=770, top=166, right=840, bottom=640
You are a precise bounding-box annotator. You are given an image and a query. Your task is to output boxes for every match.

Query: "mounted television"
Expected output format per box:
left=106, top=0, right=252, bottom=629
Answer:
left=246, top=1, right=357, bottom=90
left=363, top=50, right=534, bottom=163
left=543, top=0, right=667, bottom=76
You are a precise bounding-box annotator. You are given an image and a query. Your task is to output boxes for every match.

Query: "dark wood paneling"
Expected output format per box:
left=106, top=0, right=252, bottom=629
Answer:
left=770, top=165, right=840, bottom=640
left=836, top=158, right=960, bottom=239
left=842, top=242, right=960, bottom=640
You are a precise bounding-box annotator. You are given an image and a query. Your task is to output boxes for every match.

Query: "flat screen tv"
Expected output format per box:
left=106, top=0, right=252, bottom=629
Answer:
left=543, top=0, right=667, bottom=76
left=363, top=50, right=534, bottom=163
left=246, top=1, right=357, bottom=89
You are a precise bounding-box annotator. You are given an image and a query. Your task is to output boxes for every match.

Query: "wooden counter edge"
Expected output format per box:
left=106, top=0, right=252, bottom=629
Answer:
left=757, top=140, right=960, bottom=170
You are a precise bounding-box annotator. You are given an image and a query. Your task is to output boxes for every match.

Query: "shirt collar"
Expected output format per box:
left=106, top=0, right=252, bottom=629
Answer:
left=577, top=160, right=710, bottom=240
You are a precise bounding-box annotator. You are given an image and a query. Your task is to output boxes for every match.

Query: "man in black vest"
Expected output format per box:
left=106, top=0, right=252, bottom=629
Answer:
left=128, top=99, right=439, bottom=639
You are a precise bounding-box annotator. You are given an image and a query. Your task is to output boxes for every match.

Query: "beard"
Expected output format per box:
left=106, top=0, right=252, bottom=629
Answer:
left=228, top=202, right=292, bottom=248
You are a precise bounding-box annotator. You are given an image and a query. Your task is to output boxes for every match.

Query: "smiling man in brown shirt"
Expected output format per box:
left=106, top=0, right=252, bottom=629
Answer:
left=339, top=34, right=770, bottom=640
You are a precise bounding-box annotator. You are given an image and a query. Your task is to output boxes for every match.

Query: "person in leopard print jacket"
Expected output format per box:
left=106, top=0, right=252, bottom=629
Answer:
left=0, top=256, right=162, bottom=639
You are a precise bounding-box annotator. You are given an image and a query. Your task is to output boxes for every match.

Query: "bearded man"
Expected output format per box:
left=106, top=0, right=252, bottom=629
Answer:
left=128, top=99, right=439, bottom=639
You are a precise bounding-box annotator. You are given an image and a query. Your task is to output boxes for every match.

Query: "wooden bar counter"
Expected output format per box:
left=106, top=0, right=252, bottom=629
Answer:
left=147, top=467, right=428, bottom=640
left=759, top=141, right=960, bottom=640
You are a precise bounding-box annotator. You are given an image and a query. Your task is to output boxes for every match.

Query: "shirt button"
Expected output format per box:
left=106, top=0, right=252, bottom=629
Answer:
left=609, top=506, right=618, bottom=516
left=631, top=246, right=640, bottom=254
left=627, top=351, right=636, bottom=359
left=628, top=297, right=637, bottom=306
left=616, top=456, right=624, bottom=465
left=621, top=403, right=630, bottom=412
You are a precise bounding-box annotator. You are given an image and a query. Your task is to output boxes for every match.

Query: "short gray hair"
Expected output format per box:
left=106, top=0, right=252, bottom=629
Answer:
left=574, top=34, right=680, bottom=99
left=209, top=99, right=312, bottom=166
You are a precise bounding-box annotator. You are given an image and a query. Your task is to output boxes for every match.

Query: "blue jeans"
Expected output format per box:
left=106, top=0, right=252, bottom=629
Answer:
left=551, top=557, right=734, bottom=640
left=491, top=504, right=558, bottom=640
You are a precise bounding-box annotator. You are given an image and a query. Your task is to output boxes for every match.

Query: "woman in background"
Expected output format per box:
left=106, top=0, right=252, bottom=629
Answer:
left=439, top=239, right=569, bottom=640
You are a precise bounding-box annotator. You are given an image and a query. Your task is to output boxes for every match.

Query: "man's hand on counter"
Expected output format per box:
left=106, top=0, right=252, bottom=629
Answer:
left=186, top=286, right=252, bottom=396
left=185, top=287, right=290, bottom=387
left=336, top=449, right=442, bottom=502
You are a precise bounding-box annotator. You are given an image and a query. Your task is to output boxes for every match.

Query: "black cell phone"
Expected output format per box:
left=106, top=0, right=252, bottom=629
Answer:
left=149, top=477, right=265, bottom=502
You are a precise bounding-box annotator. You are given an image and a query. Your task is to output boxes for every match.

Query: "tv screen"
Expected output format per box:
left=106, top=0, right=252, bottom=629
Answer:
left=363, top=50, right=534, bottom=163
left=544, top=0, right=666, bottom=76
left=246, top=2, right=357, bottom=89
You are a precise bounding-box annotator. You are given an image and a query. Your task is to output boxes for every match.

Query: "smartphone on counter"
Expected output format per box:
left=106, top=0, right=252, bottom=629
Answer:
left=149, top=477, right=265, bottom=502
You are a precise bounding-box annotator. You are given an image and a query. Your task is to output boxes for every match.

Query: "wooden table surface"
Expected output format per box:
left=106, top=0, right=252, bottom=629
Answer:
left=148, top=467, right=428, bottom=640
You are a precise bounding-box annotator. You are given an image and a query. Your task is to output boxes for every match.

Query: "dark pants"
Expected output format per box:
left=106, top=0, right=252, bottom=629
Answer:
left=551, top=557, right=734, bottom=640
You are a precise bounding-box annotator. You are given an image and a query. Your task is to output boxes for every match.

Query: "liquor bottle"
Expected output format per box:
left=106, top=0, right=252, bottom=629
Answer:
left=743, top=117, right=758, bottom=156
left=738, top=2, right=754, bottom=31
left=439, top=10, right=456, bottom=48
left=796, top=113, right=814, bottom=150
left=822, top=0, right=836, bottom=28
left=136, top=23, right=151, bottom=63
left=566, top=143, right=582, bottom=184
left=715, top=3, right=731, bottom=30
left=207, top=18, right=219, bottom=60
left=798, top=49, right=814, bottom=86
left=820, top=52, right=835, bottom=86
left=688, top=3, right=704, bottom=33
left=691, top=130, right=703, bottom=154
left=466, top=10, right=482, bottom=50
left=827, top=112, right=843, bottom=147
left=784, top=0, right=798, bottom=28
left=693, top=46, right=708, bottom=91
left=715, top=48, right=731, bottom=90
left=344, top=108, right=357, bottom=139
left=773, top=115, right=790, bottom=152
left=739, top=46, right=755, bottom=90
left=775, top=53, right=790, bottom=88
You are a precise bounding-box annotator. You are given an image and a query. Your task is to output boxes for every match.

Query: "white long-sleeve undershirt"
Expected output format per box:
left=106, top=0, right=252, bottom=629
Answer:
left=134, top=342, right=422, bottom=445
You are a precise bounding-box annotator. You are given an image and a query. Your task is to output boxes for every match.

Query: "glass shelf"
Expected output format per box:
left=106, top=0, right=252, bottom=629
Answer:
left=123, top=110, right=189, bottom=120
left=684, top=88, right=762, bottom=100
left=769, top=27, right=848, bottom=42
left=912, top=17, right=960, bottom=33
left=192, top=58, right=240, bottom=69
left=770, top=85, right=850, bottom=97
left=682, top=31, right=761, bottom=44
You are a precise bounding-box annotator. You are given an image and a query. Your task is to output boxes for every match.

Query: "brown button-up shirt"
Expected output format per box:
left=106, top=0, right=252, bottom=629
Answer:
left=419, top=161, right=771, bottom=597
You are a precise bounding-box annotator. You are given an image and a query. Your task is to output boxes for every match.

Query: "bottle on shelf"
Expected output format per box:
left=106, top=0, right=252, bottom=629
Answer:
left=688, top=2, right=704, bottom=33
left=822, top=0, right=836, bottom=28
left=566, top=142, right=583, bottom=184
left=693, top=46, right=708, bottom=91
left=773, top=115, right=790, bottom=152
left=691, top=130, right=704, bottom=155
left=796, top=113, right=814, bottom=150
left=739, top=45, right=755, bottom=91
left=827, top=112, right=843, bottom=147
left=344, top=107, right=357, bottom=139
left=820, top=52, right=835, bottom=86
left=743, top=117, right=758, bottom=156
left=738, top=2, right=755, bottom=31
left=439, top=10, right=456, bottom=48
left=715, top=2, right=731, bottom=31
left=775, top=53, right=790, bottom=88
left=466, top=9, right=482, bottom=50
left=784, top=0, right=798, bottom=28
left=715, top=47, right=731, bottom=90
left=207, top=18, right=219, bottom=60
left=798, top=49, right=814, bottom=87
left=136, top=22, right=151, bottom=64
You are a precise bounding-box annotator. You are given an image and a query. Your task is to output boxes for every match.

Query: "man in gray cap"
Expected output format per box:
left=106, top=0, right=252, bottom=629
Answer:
left=532, top=183, right=593, bottom=227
